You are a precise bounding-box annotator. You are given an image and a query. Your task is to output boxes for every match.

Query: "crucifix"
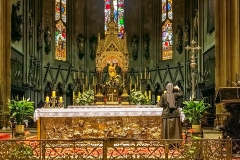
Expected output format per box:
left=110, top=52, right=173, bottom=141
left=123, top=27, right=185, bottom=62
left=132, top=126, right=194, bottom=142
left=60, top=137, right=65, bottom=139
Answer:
left=185, top=39, right=201, bottom=100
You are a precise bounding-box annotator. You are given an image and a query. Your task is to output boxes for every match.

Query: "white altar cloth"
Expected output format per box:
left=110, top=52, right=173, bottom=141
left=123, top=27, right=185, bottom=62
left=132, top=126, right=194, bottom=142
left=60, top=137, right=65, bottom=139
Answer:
left=34, top=106, right=163, bottom=122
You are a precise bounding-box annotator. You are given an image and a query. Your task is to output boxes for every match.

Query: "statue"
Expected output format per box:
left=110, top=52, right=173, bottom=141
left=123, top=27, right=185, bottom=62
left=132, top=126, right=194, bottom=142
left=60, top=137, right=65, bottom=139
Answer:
left=175, top=25, right=183, bottom=54
left=90, top=34, right=97, bottom=60
left=108, top=62, right=116, bottom=80
left=131, top=34, right=139, bottom=60
left=44, top=26, right=52, bottom=54
left=193, top=9, right=198, bottom=37
left=11, top=1, right=23, bottom=42
left=77, top=33, right=85, bottom=59
left=37, top=22, right=44, bottom=52
left=184, top=22, right=190, bottom=46
left=143, top=33, right=150, bottom=60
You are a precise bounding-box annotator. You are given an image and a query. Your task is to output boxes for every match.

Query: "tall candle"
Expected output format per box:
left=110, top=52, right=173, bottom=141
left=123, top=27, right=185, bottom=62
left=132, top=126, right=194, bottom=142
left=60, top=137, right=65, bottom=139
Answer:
left=85, top=76, right=88, bottom=86
left=140, top=84, right=141, bottom=91
left=149, top=91, right=151, bottom=100
left=74, top=72, right=76, bottom=79
left=73, top=91, right=75, bottom=99
left=157, top=96, right=161, bottom=102
left=140, top=73, right=142, bottom=79
left=93, top=76, right=95, bottom=85
left=145, top=68, right=147, bottom=78
left=52, top=91, right=56, bottom=97
left=130, top=76, right=132, bottom=84
left=137, top=76, right=138, bottom=86
left=82, top=72, right=84, bottom=79
left=59, top=96, right=63, bottom=102
left=134, top=84, right=137, bottom=91
left=46, top=96, right=49, bottom=102
left=148, top=72, right=151, bottom=79
left=89, top=84, right=91, bottom=90
left=83, top=84, right=85, bottom=92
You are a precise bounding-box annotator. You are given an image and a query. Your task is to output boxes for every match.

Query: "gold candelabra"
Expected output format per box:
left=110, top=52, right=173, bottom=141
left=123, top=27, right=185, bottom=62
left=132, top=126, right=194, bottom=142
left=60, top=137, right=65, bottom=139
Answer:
left=44, top=91, right=64, bottom=108
left=185, top=40, right=201, bottom=100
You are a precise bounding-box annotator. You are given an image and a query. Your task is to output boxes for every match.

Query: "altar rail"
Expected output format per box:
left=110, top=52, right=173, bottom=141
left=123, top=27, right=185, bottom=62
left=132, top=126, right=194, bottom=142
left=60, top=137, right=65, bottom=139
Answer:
left=0, top=138, right=239, bottom=159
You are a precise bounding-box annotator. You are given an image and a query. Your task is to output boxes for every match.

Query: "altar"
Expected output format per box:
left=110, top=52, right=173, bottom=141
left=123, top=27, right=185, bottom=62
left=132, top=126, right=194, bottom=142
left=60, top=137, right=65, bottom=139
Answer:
left=34, top=106, right=163, bottom=140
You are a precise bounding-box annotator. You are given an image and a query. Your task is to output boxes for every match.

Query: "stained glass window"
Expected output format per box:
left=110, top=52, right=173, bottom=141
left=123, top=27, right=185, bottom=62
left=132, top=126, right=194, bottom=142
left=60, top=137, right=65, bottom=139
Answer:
left=162, top=0, right=173, bottom=60
left=55, top=0, right=67, bottom=61
left=104, top=0, right=124, bottom=38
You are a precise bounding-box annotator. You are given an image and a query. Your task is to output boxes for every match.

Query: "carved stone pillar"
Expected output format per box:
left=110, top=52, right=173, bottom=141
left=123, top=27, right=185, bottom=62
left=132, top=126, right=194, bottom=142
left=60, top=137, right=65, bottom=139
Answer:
left=0, top=0, right=11, bottom=112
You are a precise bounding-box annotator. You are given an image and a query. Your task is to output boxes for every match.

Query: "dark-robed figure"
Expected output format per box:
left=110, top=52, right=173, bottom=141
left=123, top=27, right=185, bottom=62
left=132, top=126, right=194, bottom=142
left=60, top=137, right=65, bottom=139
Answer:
left=159, top=83, right=183, bottom=139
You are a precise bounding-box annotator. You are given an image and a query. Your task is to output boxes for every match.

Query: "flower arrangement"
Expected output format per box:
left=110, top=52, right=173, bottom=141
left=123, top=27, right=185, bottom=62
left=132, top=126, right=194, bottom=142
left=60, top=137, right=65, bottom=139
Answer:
left=74, top=89, right=95, bottom=105
left=129, top=90, right=151, bottom=105
left=7, top=98, right=35, bottom=125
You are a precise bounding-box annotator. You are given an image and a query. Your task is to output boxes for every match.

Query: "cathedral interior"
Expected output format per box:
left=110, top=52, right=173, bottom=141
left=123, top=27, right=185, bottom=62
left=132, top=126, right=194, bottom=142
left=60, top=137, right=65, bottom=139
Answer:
left=0, top=0, right=240, bottom=159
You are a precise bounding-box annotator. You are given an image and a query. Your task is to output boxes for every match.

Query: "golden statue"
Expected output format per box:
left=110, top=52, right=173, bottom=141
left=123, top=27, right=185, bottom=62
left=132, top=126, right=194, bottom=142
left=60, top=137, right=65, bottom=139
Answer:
left=108, top=62, right=116, bottom=80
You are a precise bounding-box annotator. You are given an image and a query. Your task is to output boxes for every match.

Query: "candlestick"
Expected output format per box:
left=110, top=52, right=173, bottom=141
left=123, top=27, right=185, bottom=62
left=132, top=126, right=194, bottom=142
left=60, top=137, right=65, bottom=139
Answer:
left=59, top=96, right=63, bottom=102
left=52, top=91, right=56, bottom=97
left=140, top=73, right=142, bottom=79
left=78, top=92, right=81, bottom=98
left=137, top=76, right=138, bottom=86
left=157, top=96, right=161, bottom=102
left=130, top=76, right=132, bottom=84
left=148, top=72, right=151, bottom=79
left=144, top=68, right=147, bottom=79
left=134, top=84, right=136, bottom=91
left=130, top=83, right=132, bottom=90
left=89, top=84, right=90, bottom=90
left=82, top=72, right=84, bottom=79
left=46, top=96, right=49, bottom=102
left=144, top=91, right=147, bottom=96
left=140, top=83, right=141, bottom=91
left=83, top=84, right=85, bottom=92
left=74, top=72, right=76, bottom=79
left=149, top=91, right=151, bottom=100
left=93, top=76, right=95, bottom=85
left=86, top=76, right=88, bottom=86
left=73, top=91, right=75, bottom=99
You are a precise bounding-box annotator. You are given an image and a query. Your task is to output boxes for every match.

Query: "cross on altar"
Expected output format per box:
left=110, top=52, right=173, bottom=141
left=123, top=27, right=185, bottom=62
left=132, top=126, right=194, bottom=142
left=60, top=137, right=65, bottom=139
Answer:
left=108, top=92, right=114, bottom=102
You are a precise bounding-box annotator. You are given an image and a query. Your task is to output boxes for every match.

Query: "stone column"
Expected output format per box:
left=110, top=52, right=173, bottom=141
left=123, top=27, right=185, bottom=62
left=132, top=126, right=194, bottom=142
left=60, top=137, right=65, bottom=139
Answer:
left=0, top=0, right=11, bottom=112
left=215, top=0, right=240, bottom=90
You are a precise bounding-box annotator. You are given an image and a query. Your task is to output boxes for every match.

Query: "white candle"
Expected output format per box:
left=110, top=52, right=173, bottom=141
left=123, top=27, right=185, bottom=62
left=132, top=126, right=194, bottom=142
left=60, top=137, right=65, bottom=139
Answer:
left=149, top=91, right=151, bottom=100
left=140, top=73, right=142, bottom=79
left=73, top=92, right=75, bottom=99
left=85, top=76, right=88, bottom=86
left=137, top=76, right=138, bottom=86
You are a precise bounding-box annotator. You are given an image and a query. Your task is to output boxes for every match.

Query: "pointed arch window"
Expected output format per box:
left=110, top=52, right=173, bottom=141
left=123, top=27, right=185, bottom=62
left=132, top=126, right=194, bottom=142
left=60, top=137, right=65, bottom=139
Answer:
left=104, top=0, right=124, bottom=38
left=55, top=0, right=67, bottom=61
left=161, top=0, right=173, bottom=60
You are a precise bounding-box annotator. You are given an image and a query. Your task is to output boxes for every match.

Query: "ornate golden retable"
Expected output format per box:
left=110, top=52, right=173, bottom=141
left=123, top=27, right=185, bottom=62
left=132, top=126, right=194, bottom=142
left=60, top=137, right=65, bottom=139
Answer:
left=34, top=106, right=163, bottom=140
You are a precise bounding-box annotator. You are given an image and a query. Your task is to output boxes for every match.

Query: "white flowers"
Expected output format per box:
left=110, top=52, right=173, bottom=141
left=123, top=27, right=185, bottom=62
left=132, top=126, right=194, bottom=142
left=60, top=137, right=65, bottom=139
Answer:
left=74, top=90, right=94, bottom=105
left=129, top=90, right=151, bottom=105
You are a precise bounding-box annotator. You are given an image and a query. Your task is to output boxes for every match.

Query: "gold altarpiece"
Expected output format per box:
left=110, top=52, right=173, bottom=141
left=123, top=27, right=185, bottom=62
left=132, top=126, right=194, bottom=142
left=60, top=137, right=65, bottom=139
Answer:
left=95, top=5, right=129, bottom=105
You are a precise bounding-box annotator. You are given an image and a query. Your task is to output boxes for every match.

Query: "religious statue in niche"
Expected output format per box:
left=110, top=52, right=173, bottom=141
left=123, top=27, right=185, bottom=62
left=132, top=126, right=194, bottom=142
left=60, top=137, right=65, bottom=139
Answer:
left=184, top=22, right=190, bottom=46
left=108, top=62, right=117, bottom=81
left=143, top=33, right=150, bottom=60
left=175, top=25, right=183, bottom=54
left=44, top=26, right=52, bottom=54
left=131, top=34, right=139, bottom=60
left=193, top=9, right=198, bottom=38
left=89, top=34, right=97, bottom=60
left=37, top=22, right=44, bottom=52
left=11, top=1, right=23, bottom=42
left=77, top=33, right=85, bottom=59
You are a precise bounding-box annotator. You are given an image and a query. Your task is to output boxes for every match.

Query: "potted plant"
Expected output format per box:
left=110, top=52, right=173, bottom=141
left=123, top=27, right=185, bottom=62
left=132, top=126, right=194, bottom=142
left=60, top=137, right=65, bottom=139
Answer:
left=182, top=97, right=210, bottom=133
left=7, top=98, right=35, bottom=136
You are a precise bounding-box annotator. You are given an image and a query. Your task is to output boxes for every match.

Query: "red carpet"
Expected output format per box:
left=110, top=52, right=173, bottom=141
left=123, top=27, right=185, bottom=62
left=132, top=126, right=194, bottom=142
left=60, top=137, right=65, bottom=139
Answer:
left=0, top=133, right=10, bottom=140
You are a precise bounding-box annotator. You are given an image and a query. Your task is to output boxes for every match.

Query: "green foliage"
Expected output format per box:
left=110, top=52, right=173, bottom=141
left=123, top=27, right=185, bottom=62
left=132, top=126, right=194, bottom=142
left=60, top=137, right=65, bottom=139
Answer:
left=74, top=89, right=95, bottom=105
left=182, top=97, right=210, bottom=125
left=7, top=98, right=35, bottom=125
left=129, top=90, right=151, bottom=105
